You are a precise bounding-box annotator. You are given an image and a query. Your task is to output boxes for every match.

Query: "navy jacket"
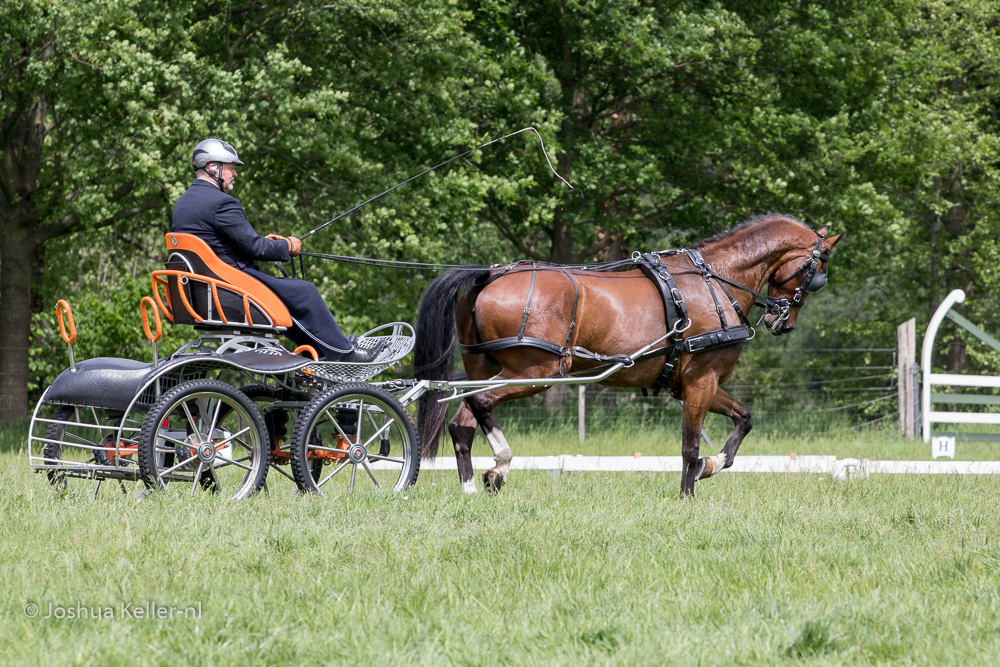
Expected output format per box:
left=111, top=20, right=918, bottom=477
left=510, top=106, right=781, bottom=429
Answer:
left=171, top=179, right=289, bottom=270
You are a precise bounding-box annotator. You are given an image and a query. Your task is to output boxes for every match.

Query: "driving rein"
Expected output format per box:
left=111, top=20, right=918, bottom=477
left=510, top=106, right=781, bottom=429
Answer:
left=458, top=233, right=829, bottom=393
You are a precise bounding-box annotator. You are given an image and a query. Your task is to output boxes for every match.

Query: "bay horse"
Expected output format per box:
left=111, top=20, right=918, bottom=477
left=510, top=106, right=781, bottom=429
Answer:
left=414, top=215, right=844, bottom=497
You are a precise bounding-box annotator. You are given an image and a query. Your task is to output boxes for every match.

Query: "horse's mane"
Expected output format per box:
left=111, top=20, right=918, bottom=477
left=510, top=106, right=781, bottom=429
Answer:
left=694, top=213, right=811, bottom=248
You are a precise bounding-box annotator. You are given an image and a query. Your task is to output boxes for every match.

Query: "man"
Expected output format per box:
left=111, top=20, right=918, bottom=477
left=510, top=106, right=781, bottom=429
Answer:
left=171, top=138, right=383, bottom=362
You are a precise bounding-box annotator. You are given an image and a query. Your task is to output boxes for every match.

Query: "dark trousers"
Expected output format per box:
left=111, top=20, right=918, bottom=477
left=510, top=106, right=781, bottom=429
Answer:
left=247, top=268, right=352, bottom=360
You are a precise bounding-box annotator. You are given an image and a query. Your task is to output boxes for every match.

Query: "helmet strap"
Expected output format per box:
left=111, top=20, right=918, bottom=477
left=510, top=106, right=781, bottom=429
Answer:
left=207, top=163, right=227, bottom=191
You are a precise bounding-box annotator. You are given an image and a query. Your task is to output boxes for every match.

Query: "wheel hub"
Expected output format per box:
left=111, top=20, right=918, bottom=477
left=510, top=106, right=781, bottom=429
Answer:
left=347, top=443, right=367, bottom=464
left=196, top=442, right=217, bottom=463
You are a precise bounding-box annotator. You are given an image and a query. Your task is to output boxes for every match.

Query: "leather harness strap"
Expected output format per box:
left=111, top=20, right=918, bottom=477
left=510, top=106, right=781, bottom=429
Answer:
left=637, top=253, right=689, bottom=394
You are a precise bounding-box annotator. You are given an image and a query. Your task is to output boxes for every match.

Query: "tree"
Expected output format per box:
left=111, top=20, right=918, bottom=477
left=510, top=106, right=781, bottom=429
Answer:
left=0, top=1, right=214, bottom=420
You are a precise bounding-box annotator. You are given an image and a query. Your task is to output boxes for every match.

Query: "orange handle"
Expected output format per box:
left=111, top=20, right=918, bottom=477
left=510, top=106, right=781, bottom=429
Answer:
left=140, top=296, right=162, bottom=342
left=293, top=345, right=319, bottom=360
left=55, top=300, right=77, bottom=344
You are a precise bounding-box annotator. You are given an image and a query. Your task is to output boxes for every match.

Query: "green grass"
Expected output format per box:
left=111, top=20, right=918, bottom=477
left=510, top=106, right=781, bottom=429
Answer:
left=2, top=424, right=1000, bottom=665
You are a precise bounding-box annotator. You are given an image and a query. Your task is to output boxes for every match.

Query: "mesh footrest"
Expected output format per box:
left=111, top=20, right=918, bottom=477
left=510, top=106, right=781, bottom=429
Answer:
left=301, top=327, right=414, bottom=383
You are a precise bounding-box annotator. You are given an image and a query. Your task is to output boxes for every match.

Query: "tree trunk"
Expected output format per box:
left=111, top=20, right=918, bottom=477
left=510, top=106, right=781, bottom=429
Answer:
left=0, top=224, right=38, bottom=421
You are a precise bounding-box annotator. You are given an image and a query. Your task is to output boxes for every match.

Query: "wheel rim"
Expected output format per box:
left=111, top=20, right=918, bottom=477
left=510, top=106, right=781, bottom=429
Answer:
left=149, top=392, right=264, bottom=499
left=302, top=393, right=414, bottom=494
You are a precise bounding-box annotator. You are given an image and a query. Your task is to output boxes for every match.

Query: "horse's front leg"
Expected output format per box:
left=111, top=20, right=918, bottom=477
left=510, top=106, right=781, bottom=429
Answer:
left=448, top=401, right=479, bottom=494
left=699, top=387, right=752, bottom=479
left=680, top=381, right=717, bottom=497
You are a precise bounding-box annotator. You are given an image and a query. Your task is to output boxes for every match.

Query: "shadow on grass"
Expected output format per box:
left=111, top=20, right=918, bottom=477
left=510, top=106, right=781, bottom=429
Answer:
left=787, top=620, right=840, bottom=659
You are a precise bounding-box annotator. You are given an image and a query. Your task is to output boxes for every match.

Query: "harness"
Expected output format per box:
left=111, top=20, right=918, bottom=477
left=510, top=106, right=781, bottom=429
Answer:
left=457, top=235, right=829, bottom=392
left=458, top=263, right=635, bottom=374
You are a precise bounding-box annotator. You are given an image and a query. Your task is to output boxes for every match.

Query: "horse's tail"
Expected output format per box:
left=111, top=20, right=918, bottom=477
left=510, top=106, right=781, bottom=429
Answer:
left=414, top=267, right=490, bottom=458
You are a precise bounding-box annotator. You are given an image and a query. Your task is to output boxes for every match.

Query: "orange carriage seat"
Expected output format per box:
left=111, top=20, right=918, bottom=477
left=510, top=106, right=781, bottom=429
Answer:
left=152, top=233, right=292, bottom=331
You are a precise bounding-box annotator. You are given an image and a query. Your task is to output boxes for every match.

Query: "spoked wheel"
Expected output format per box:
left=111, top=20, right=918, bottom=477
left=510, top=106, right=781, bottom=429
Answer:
left=290, top=384, right=419, bottom=495
left=226, top=386, right=322, bottom=494
left=41, top=404, right=134, bottom=495
left=137, top=379, right=270, bottom=499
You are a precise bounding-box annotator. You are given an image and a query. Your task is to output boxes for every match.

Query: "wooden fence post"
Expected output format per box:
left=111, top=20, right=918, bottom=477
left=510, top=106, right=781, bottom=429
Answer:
left=578, top=385, right=586, bottom=442
left=898, top=318, right=916, bottom=438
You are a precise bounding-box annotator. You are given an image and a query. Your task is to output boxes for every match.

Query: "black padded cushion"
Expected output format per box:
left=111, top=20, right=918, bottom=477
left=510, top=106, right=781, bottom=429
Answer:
left=44, top=357, right=154, bottom=410
left=223, top=349, right=312, bottom=372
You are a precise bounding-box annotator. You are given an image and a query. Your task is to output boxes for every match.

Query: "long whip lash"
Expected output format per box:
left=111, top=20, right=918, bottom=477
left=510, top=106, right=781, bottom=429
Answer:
left=299, top=127, right=573, bottom=241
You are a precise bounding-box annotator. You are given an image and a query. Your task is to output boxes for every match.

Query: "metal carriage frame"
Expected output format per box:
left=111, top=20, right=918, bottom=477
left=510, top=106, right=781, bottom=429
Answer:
left=28, top=247, right=427, bottom=499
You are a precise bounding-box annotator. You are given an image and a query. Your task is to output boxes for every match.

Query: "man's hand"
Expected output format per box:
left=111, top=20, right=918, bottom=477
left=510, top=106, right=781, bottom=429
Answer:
left=266, top=234, right=302, bottom=258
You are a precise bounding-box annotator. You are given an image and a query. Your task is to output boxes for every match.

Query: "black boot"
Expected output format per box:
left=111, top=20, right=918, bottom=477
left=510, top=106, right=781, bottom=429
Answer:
left=341, top=339, right=386, bottom=363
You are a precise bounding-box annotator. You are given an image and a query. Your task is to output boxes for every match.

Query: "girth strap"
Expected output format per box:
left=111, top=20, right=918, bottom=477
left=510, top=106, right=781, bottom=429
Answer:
left=637, top=253, right=690, bottom=394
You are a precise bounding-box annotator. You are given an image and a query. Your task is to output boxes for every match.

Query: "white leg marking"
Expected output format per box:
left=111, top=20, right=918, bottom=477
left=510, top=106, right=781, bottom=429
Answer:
left=706, top=452, right=727, bottom=477
left=461, top=479, right=478, bottom=494
left=485, top=428, right=512, bottom=480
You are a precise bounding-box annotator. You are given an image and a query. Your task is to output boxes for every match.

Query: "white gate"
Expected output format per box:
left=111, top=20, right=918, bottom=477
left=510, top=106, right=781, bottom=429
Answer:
left=921, top=289, right=1000, bottom=442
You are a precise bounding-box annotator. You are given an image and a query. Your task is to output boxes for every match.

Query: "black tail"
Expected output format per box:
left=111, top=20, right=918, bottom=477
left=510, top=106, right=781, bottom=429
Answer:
left=414, top=267, right=489, bottom=458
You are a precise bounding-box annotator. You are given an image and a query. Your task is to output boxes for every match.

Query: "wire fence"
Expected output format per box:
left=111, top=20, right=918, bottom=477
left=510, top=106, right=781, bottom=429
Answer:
left=488, top=347, right=900, bottom=438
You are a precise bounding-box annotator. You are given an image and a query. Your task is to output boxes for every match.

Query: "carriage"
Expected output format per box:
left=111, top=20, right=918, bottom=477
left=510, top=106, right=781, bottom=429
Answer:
left=27, top=233, right=427, bottom=499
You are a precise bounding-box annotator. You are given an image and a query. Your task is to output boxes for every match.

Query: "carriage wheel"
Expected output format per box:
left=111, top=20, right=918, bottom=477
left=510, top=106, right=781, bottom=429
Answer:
left=227, top=386, right=323, bottom=492
left=41, top=404, right=133, bottom=494
left=289, top=384, right=419, bottom=495
left=137, top=379, right=270, bottom=499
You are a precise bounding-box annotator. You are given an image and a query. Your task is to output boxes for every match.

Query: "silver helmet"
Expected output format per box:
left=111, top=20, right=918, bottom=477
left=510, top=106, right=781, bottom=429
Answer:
left=191, top=139, right=244, bottom=170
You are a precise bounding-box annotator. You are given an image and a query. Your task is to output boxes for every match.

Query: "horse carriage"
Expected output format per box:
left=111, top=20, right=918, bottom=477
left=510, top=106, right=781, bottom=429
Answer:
left=28, top=214, right=843, bottom=500
left=27, top=127, right=844, bottom=500
left=28, top=233, right=425, bottom=499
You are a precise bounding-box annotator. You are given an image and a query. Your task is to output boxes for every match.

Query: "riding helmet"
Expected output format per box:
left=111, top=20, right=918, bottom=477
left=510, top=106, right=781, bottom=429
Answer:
left=191, top=139, right=244, bottom=170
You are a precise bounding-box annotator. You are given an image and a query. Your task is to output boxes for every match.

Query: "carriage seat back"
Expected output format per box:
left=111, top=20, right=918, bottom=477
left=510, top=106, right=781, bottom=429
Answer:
left=152, top=233, right=292, bottom=330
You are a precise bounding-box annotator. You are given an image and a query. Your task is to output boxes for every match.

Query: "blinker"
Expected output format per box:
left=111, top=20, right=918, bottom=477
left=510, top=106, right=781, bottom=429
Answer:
left=804, top=269, right=827, bottom=293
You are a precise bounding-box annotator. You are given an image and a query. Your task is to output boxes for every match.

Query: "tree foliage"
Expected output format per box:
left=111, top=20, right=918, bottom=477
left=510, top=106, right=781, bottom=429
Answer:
left=3, top=0, right=1000, bottom=419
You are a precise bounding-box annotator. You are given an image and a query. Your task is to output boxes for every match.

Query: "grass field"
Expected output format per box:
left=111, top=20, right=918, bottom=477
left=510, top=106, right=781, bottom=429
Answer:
left=3, top=419, right=1000, bottom=665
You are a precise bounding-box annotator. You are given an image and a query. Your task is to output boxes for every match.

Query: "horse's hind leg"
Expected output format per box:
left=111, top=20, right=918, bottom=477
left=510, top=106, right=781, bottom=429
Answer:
left=465, top=394, right=512, bottom=494
left=699, top=387, right=752, bottom=479
left=448, top=401, right=479, bottom=494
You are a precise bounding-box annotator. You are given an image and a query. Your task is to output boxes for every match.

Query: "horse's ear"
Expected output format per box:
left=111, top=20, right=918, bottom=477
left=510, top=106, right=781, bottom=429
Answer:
left=822, top=231, right=845, bottom=253
left=816, top=224, right=831, bottom=238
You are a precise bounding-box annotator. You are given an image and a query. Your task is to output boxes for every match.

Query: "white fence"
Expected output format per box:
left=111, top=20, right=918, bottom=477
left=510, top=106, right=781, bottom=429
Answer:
left=421, top=455, right=1000, bottom=476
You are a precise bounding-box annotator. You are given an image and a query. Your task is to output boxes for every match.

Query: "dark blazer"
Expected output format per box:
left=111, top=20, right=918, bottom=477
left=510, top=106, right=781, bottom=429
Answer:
left=171, top=179, right=289, bottom=270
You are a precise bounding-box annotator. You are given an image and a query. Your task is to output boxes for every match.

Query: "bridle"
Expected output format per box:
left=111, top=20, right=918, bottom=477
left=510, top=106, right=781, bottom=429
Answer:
left=673, top=231, right=831, bottom=334
left=757, top=232, right=829, bottom=331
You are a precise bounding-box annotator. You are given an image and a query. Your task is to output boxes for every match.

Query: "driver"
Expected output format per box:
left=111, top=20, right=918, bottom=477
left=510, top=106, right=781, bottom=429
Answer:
left=171, top=139, right=384, bottom=362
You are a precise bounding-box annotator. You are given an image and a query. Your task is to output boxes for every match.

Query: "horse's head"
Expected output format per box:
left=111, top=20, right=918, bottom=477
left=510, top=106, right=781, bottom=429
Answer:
left=761, top=225, right=845, bottom=335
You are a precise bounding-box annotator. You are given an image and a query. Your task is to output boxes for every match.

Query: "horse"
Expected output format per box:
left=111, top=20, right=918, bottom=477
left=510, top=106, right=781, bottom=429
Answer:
left=413, top=214, right=844, bottom=497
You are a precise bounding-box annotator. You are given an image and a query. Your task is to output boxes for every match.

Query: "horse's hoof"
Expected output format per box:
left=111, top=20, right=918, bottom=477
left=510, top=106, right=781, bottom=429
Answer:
left=692, top=457, right=708, bottom=481
left=482, top=469, right=504, bottom=494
